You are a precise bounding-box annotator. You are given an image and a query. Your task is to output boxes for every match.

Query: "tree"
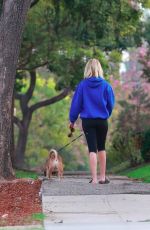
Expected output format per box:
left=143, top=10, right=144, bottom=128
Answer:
left=139, top=44, right=150, bottom=82
left=14, top=70, right=70, bottom=167
left=109, top=47, right=150, bottom=166
left=0, top=0, right=31, bottom=179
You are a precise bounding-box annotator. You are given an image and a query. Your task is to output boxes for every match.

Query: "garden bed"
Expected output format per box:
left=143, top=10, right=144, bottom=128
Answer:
left=0, top=178, right=42, bottom=226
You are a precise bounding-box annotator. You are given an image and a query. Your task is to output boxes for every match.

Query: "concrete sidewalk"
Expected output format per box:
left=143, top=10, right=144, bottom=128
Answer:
left=42, top=176, right=150, bottom=230
left=42, top=175, right=150, bottom=195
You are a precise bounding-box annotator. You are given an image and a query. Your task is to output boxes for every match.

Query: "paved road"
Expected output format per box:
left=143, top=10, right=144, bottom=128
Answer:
left=41, top=175, right=150, bottom=230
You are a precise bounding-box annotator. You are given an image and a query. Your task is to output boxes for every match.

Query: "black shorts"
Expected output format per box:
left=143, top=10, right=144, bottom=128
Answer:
left=82, top=118, right=108, bottom=153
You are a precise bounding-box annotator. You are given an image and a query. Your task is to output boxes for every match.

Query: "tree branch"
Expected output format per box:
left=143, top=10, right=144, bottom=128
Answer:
left=30, top=88, right=70, bottom=113
left=14, top=70, right=36, bottom=103
left=14, top=92, right=22, bottom=100
left=30, top=0, right=40, bottom=8
left=25, top=70, right=36, bottom=103
left=13, top=116, right=22, bottom=130
left=17, top=61, right=48, bottom=71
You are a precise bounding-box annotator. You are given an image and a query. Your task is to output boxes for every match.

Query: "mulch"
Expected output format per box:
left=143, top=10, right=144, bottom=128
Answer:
left=0, top=178, right=42, bottom=226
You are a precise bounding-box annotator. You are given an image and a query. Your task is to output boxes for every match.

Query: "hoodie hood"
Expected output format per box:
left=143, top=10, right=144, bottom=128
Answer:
left=85, top=76, right=104, bottom=88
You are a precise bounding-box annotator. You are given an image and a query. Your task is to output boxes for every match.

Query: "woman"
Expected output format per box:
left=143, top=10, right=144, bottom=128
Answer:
left=69, top=58, right=115, bottom=184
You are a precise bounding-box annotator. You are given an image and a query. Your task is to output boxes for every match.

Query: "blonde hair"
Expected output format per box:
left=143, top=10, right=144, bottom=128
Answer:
left=84, top=58, right=104, bottom=78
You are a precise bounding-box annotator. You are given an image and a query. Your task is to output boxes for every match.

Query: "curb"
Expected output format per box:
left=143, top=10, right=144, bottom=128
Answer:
left=0, top=225, right=44, bottom=230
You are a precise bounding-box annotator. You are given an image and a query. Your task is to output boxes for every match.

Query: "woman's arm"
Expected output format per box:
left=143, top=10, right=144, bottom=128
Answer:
left=69, top=82, right=83, bottom=124
left=106, top=84, right=115, bottom=116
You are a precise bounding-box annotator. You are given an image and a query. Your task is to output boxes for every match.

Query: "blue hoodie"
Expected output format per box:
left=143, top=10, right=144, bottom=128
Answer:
left=69, top=76, right=115, bottom=123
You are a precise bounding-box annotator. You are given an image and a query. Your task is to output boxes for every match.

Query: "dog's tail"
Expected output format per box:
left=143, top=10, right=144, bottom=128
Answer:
left=49, top=149, right=58, bottom=159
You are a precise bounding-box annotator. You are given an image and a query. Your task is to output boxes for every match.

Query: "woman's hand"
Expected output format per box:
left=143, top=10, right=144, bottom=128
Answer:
left=69, top=122, right=74, bottom=130
left=68, top=123, right=75, bottom=137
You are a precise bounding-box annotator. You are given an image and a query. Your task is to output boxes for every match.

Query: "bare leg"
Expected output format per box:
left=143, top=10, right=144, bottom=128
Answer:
left=46, top=168, right=49, bottom=179
left=89, top=152, right=97, bottom=184
left=49, top=169, right=52, bottom=179
left=98, top=150, right=106, bottom=181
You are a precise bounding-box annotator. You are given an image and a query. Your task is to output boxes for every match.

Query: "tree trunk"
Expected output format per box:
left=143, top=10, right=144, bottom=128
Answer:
left=0, top=0, right=31, bottom=180
left=15, top=112, right=32, bottom=167
left=10, top=92, right=15, bottom=166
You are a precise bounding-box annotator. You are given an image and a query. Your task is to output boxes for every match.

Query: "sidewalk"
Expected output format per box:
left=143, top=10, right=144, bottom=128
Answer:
left=42, top=175, right=150, bottom=230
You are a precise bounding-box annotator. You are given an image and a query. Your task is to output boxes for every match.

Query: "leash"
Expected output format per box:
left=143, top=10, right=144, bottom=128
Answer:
left=58, top=133, right=83, bottom=152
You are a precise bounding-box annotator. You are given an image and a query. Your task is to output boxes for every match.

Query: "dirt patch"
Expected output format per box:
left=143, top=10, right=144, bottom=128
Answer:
left=0, top=178, right=42, bottom=226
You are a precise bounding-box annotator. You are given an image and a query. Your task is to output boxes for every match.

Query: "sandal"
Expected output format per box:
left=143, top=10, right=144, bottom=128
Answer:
left=89, top=179, right=98, bottom=184
left=89, top=179, right=93, bottom=183
left=99, top=178, right=110, bottom=184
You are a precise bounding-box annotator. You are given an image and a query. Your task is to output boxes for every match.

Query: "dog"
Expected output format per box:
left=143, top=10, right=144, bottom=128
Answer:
left=45, top=149, right=64, bottom=179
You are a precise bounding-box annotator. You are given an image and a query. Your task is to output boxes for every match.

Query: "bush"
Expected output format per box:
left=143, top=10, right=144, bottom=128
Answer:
left=141, top=129, right=150, bottom=162
left=108, top=131, right=143, bottom=169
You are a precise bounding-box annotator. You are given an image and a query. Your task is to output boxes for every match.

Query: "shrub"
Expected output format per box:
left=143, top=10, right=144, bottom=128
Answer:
left=108, top=131, right=143, bottom=168
left=141, top=129, right=150, bottom=162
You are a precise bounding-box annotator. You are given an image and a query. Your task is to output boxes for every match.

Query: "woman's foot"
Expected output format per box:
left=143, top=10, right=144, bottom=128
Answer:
left=89, top=179, right=98, bottom=184
left=92, top=180, right=98, bottom=184
left=98, top=177, right=110, bottom=184
left=89, top=179, right=93, bottom=183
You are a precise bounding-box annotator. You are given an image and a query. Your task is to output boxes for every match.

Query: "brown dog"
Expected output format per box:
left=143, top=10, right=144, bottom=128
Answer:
left=45, top=149, right=64, bottom=179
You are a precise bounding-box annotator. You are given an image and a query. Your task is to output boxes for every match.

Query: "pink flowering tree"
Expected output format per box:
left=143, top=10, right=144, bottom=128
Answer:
left=121, top=46, right=150, bottom=128
left=139, top=46, right=150, bottom=82
left=108, top=45, right=150, bottom=166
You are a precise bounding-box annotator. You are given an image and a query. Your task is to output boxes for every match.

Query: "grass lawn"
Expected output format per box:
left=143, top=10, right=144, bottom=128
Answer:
left=121, top=164, right=150, bottom=183
left=15, top=170, right=38, bottom=179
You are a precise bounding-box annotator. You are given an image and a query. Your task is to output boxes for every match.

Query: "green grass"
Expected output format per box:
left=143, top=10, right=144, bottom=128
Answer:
left=15, top=170, right=38, bottom=179
left=121, top=164, right=150, bottom=183
left=32, top=213, right=46, bottom=221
